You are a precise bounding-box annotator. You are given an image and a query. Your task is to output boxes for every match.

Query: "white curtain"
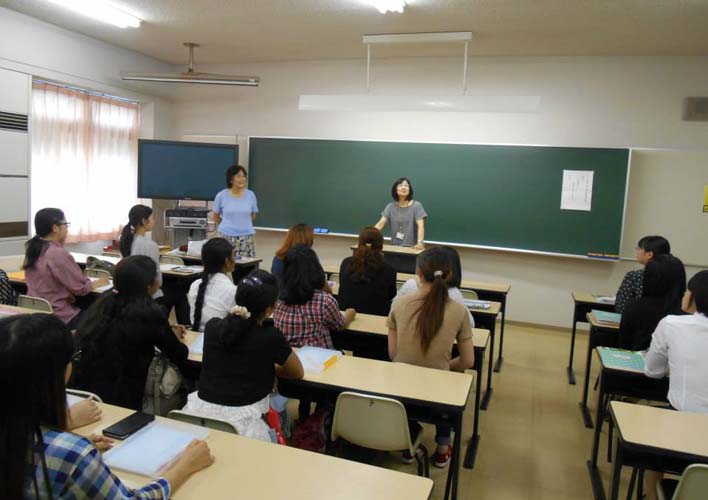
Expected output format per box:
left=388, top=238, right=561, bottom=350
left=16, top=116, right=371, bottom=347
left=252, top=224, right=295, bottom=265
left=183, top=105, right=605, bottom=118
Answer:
left=31, top=81, right=139, bottom=243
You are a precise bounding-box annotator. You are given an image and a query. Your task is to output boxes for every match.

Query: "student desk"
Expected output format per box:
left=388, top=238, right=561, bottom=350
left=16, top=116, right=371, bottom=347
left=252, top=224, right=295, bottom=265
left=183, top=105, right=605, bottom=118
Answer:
left=72, top=402, right=434, bottom=500
left=277, top=355, right=473, bottom=500
left=586, top=349, right=669, bottom=500
left=6, top=270, right=111, bottom=297
left=607, top=402, right=708, bottom=500
left=0, top=303, right=50, bottom=316
left=349, top=244, right=422, bottom=274
left=580, top=312, right=620, bottom=429
left=568, top=292, right=616, bottom=385
left=70, top=252, right=206, bottom=280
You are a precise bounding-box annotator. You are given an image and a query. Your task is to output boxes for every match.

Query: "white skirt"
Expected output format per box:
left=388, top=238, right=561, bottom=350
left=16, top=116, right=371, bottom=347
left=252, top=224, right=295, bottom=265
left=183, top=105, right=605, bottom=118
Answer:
left=182, top=392, right=273, bottom=443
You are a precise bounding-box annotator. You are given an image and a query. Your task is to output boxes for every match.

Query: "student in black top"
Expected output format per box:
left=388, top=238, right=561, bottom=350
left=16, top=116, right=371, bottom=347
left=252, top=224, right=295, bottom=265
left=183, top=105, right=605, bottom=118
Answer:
left=618, top=254, right=686, bottom=351
left=338, top=226, right=397, bottom=316
left=182, top=269, right=303, bottom=442
left=615, top=235, right=672, bottom=313
left=71, top=255, right=199, bottom=411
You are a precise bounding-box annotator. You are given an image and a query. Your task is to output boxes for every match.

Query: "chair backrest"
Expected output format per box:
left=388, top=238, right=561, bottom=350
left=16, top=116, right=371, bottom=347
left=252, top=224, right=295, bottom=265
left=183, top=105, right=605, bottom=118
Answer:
left=17, top=295, right=53, bottom=313
left=84, top=268, right=112, bottom=279
left=66, top=388, right=103, bottom=402
left=460, top=289, right=479, bottom=301
left=672, top=464, right=708, bottom=500
left=166, top=410, right=238, bottom=434
left=160, top=255, right=185, bottom=265
left=331, top=391, right=413, bottom=453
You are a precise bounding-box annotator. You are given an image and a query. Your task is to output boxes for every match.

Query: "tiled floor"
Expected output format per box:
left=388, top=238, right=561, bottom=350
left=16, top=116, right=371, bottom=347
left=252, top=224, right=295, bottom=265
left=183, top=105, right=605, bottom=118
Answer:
left=321, top=323, right=641, bottom=499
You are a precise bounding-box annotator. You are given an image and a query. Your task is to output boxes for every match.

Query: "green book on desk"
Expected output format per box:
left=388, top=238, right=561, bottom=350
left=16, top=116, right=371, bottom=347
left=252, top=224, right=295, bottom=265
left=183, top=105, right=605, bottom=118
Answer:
left=597, top=347, right=645, bottom=373
left=591, top=309, right=621, bottom=326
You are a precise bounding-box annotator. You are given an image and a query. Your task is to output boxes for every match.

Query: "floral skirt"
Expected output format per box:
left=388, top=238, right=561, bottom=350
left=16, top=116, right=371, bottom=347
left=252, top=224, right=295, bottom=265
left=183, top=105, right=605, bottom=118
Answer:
left=182, top=391, right=274, bottom=443
left=216, top=233, right=256, bottom=258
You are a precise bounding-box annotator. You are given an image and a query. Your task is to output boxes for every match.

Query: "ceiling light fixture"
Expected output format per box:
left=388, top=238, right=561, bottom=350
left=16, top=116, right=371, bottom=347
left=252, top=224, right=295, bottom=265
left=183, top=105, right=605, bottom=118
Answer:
left=371, top=0, right=406, bottom=14
left=47, top=0, right=141, bottom=29
left=122, top=43, right=260, bottom=87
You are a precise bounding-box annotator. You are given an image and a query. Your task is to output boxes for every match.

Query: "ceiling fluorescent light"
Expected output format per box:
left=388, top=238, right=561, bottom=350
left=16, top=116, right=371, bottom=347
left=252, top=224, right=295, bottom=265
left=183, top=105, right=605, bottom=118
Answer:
left=299, top=95, right=541, bottom=113
left=47, top=0, right=141, bottom=28
left=371, top=0, right=406, bottom=14
left=362, top=32, right=472, bottom=44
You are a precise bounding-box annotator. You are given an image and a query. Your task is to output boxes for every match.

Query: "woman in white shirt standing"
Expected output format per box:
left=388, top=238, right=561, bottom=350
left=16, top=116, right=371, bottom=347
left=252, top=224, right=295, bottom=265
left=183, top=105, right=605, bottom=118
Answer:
left=188, top=237, right=237, bottom=331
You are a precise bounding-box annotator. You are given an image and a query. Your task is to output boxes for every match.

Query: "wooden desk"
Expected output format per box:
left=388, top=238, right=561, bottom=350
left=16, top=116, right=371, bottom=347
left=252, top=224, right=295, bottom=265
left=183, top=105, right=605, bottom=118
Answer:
left=7, top=270, right=110, bottom=297
left=579, top=312, right=620, bottom=429
left=0, top=303, right=49, bottom=316
left=568, top=292, right=616, bottom=385
left=350, top=244, right=422, bottom=274
left=586, top=349, right=669, bottom=500
left=278, top=355, right=472, bottom=500
left=608, top=402, right=708, bottom=500
left=71, top=252, right=206, bottom=279
left=72, top=403, right=433, bottom=500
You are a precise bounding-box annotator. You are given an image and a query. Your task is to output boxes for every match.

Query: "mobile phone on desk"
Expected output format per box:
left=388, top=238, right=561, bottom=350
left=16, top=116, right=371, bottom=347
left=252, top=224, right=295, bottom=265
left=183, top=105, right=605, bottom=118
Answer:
left=102, top=412, right=154, bottom=440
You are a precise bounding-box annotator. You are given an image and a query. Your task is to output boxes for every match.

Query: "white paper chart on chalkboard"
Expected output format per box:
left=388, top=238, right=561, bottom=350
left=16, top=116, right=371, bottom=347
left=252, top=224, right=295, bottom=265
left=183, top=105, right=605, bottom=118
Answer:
left=561, top=170, right=594, bottom=211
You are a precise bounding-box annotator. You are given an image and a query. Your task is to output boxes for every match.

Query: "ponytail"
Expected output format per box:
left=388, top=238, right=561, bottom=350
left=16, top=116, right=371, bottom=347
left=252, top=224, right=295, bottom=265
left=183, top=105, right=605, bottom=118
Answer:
left=218, top=305, right=258, bottom=346
left=119, top=204, right=153, bottom=257
left=22, top=235, right=50, bottom=270
left=193, top=238, right=235, bottom=331
left=23, top=208, right=66, bottom=270
left=192, top=272, right=211, bottom=331
left=350, top=226, right=384, bottom=282
left=414, top=248, right=452, bottom=354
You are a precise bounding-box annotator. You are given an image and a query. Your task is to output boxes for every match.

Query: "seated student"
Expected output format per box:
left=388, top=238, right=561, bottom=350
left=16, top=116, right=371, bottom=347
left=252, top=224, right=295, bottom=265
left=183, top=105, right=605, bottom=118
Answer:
left=183, top=270, right=304, bottom=442
left=387, top=247, right=475, bottom=468
left=71, top=256, right=199, bottom=411
left=338, top=226, right=397, bottom=316
left=271, top=223, right=314, bottom=283
left=0, top=269, right=17, bottom=305
left=188, top=238, right=237, bottom=332
left=0, top=313, right=213, bottom=499
left=618, top=254, right=686, bottom=351
left=394, top=245, right=475, bottom=327
left=120, top=204, right=190, bottom=324
left=615, top=235, right=673, bottom=313
left=274, top=244, right=355, bottom=348
left=23, top=208, right=108, bottom=328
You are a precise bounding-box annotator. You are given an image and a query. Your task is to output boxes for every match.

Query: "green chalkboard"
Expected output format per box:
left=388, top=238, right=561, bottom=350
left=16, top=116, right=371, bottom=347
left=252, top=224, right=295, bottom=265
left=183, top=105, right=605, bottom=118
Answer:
left=249, top=138, right=629, bottom=257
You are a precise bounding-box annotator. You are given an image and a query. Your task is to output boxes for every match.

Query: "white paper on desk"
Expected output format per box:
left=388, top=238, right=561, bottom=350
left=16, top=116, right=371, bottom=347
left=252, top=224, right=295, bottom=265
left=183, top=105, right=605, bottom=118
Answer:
left=159, top=264, right=180, bottom=272
left=103, top=421, right=208, bottom=478
left=297, top=346, right=342, bottom=374
left=561, top=170, right=594, bottom=211
left=66, top=393, right=84, bottom=408
left=88, top=277, right=113, bottom=293
left=189, top=332, right=204, bottom=354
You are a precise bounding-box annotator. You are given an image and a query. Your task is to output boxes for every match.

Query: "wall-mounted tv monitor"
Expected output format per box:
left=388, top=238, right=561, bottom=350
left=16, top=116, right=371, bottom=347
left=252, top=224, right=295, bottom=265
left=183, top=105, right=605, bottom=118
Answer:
left=138, top=139, right=239, bottom=200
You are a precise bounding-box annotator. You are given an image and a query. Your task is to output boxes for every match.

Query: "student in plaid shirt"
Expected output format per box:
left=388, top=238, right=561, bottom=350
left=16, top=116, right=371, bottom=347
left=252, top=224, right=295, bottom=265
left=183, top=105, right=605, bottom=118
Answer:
left=274, top=244, right=355, bottom=348
left=0, top=314, right=213, bottom=499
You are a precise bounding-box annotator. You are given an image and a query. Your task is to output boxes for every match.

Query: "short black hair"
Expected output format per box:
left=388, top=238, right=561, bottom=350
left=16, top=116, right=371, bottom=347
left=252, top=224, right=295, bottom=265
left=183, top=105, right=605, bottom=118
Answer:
left=226, top=165, right=247, bottom=188
left=391, top=177, right=413, bottom=202
left=687, top=270, right=708, bottom=314
left=637, top=235, right=671, bottom=256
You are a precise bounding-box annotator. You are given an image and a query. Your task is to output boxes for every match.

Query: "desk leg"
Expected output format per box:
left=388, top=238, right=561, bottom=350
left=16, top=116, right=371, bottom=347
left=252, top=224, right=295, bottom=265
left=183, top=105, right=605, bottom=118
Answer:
left=443, top=412, right=463, bottom=500
left=567, top=306, right=579, bottom=385
left=587, top=373, right=607, bottom=500
left=579, top=327, right=595, bottom=429
left=609, top=438, right=623, bottom=500
left=493, top=295, right=506, bottom=373
left=463, top=357, right=484, bottom=469
left=480, top=329, right=495, bottom=410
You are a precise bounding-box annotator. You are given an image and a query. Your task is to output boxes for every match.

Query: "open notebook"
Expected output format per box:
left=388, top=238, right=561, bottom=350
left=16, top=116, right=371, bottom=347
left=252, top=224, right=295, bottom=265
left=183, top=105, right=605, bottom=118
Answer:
left=103, top=420, right=208, bottom=478
left=188, top=332, right=204, bottom=355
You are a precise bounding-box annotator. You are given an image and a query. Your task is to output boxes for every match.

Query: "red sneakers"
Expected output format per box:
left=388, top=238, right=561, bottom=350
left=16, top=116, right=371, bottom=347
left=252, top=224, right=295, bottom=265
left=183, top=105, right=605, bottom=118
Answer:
left=434, top=446, right=453, bottom=468
left=401, top=449, right=416, bottom=464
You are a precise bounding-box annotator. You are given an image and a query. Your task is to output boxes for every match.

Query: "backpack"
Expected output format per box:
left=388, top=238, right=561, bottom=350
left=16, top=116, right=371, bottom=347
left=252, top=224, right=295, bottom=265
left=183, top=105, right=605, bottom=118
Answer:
left=290, top=408, right=332, bottom=453
left=85, top=256, right=116, bottom=278
left=142, top=350, right=184, bottom=416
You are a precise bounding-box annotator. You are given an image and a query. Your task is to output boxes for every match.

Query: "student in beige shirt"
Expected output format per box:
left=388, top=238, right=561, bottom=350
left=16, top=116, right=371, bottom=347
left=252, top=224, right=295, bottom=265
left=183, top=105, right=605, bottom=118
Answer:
left=387, top=247, right=474, bottom=469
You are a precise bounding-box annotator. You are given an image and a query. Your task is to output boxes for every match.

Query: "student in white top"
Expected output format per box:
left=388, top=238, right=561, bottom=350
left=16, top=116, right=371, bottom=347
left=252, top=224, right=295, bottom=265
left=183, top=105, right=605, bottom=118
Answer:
left=643, top=270, right=708, bottom=500
left=188, top=238, right=237, bottom=332
left=393, top=246, right=474, bottom=327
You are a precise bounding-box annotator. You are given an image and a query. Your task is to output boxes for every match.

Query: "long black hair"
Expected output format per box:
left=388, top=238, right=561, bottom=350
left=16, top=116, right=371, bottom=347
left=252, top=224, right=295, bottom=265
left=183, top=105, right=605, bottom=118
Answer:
left=217, top=270, right=279, bottom=347
left=23, top=208, right=66, bottom=270
left=192, top=238, right=234, bottom=331
left=280, top=244, right=326, bottom=305
left=119, top=204, right=153, bottom=257
left=72, top=256, right=164, bottom=407
left=642, top=254, right=686, bottom=317
left=0, top=314, right=73, bottom=499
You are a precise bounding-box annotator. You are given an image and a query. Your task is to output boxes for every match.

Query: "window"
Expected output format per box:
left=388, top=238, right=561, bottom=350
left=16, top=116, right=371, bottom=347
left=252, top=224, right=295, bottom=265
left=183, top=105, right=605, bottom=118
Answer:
left=31, top=81, right=140, bottom=242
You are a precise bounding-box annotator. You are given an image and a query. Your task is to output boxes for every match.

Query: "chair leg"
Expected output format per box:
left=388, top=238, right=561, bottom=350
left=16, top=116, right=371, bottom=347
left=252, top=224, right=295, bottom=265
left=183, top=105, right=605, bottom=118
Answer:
left=594, top=374, right=600, bottom=391
left=637, top=468, right=644, bottom=500
left=607, top=417, right=614, bottom=463
left=626, top=467, right=637, bottom=500
left=415, top=453, right=424, bottom=476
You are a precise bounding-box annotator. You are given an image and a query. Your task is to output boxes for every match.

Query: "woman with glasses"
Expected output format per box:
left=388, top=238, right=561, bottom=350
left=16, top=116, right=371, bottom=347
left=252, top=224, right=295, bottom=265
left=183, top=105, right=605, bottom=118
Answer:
left=23, top=208, right=109, bottom=328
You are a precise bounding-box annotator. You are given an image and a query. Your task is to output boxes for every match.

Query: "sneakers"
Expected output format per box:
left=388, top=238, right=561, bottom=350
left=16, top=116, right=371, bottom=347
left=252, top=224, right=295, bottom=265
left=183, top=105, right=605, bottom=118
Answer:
left=401, top=449, right=417, bottom=464
left=434, top=446, right=453, bottom=468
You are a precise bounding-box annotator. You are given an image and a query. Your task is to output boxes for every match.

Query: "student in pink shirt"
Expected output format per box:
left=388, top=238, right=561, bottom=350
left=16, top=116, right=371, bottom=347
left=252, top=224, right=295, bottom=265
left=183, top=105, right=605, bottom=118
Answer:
left=23, top=208, right=108, bottom=328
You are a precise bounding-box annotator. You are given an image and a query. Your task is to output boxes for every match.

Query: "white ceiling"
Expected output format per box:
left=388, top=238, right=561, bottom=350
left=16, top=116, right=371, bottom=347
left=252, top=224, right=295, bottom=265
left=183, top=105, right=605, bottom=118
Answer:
left=2, top=0, right=708, bottom=65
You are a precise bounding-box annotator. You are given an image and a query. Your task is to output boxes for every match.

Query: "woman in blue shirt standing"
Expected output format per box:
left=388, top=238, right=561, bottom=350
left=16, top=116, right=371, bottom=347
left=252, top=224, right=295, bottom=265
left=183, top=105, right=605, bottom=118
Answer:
left=213, top=165, right=259, bottom=258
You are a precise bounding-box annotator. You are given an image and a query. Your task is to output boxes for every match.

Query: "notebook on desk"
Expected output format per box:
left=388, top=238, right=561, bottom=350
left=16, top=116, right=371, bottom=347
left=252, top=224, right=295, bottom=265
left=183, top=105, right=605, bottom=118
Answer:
left=597, top=347, right=645, bottom=373
left=297, top=346, right=342, bottom=374
left=592, top=295, right=616, bottom=305
left=591, top=309, right=621, bottom=326
left=463, top=299, right=491, bottom=310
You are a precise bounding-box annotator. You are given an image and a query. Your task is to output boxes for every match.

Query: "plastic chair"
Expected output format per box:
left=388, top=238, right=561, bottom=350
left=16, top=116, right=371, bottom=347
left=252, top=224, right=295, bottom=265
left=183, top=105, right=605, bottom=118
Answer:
left=17, top=295, right=53, bottom=313
left=331, top=391, right=429, bottom=477
left=84, top=268, right=112, bottom=280
left=657, top=464, right=708, bottom=500
left=66, top=388, right=103, bottom=403
left=167, top=410, right=238, bottom=434
left=160, top=255, right=185, bottom=265
left=460, top=289, right=479, bottom=301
